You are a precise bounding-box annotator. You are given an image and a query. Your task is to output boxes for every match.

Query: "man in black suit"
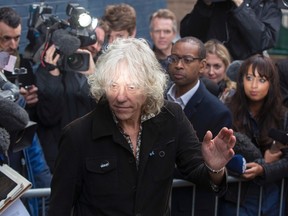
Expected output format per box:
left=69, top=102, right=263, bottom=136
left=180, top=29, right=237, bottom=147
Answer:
left=167, top=36, right=232, bottom=216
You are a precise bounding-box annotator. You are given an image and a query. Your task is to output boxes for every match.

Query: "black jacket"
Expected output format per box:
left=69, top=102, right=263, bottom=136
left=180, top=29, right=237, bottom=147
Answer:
left=180, top=0, right=282, bottom=60
left=35, top=66, right=97, bottom=172
left=48, top=100, right=221, bottom=216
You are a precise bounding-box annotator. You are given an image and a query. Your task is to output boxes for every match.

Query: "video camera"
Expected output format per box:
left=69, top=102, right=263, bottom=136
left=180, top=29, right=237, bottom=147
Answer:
left=24, top=2, right=98, bottom=71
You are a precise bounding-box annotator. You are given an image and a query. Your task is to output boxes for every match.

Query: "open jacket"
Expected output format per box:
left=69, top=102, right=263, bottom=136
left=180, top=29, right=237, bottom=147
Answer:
left=48, top=100, right=224, bottom=216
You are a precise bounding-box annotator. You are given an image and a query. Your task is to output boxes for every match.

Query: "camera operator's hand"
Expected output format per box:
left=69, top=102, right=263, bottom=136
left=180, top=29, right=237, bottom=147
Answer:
left=19, top=85, right=38, bottom=106
left=77, top=49, right=96, bottom=75
left=44, top=44, right=61, bottom=76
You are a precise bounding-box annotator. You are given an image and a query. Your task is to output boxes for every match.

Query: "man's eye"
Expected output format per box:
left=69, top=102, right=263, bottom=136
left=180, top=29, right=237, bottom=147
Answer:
left=127, top=85, right=138, bottom=91
left=183, top=58, right=193, bottom=64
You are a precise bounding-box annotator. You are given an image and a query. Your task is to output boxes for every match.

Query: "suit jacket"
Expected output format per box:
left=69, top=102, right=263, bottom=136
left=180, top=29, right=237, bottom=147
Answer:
left=184, top=81, right=232, bottom=141
left=171, top=81, right=232, bottom=216
left=48, top=99, right=217, bottom=216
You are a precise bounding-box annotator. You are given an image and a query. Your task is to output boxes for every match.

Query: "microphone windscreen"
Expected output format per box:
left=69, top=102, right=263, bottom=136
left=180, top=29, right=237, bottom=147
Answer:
left=268, top=128, right=288, bottom=145
left=226, top=60, right=243, bottom=82
left=0, top=97, right=29, bottom=132
left=226, top=154, right=246, bottom=176
left=0, top=128, right=10, bottom=154
left=51, top=29, right=81, bottom=55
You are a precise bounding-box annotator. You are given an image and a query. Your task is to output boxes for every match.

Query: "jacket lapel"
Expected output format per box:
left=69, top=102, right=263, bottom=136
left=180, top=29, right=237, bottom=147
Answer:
left=184, top=81, right=206, bottom=119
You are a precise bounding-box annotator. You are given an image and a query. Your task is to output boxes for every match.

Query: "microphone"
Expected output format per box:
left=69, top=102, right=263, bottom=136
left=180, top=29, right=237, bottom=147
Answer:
left=51, top=29, right=81, bottom=55
left=226, top=154, right=246, bottom=176
left=268, top=128, right=288, bottom=145
left=0, top=127, right=10, bottom=165
left=0, top=97, right=29, bottom=132
left=0, top=72, right=20, bottom=101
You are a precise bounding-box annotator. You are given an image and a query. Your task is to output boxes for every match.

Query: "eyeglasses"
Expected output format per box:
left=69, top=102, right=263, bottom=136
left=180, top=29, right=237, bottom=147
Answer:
left=167, top=55, right=201, bottom=65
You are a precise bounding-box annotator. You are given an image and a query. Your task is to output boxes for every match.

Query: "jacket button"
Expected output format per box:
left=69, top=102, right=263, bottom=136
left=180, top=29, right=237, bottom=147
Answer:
left=129, top=157, right=134, bottom=163
left=159, top=151, right=165, bottom=157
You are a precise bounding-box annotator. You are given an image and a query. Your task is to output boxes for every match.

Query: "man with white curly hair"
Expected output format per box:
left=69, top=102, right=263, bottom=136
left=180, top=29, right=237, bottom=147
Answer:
left=48, top=37, right=236, bottom=216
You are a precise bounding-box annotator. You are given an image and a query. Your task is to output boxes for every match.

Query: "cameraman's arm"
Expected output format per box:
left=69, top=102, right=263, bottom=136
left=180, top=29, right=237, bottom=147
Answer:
left=231, top=0, right=281, bottom=52
left=35, top=45, right=64, bottom=126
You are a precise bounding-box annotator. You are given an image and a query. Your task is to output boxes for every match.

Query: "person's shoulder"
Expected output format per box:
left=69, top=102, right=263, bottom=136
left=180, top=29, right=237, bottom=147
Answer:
left=63, top=109, right=95, bottom=133
left=161, top=100, right=184, bottom=118
left=163, top=100, right=182, bottom=111
left=198, top=82, right=231, bottom=112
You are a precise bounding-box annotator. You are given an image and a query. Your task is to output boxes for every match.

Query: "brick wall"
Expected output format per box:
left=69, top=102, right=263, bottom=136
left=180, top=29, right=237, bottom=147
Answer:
left=167, top=0, right=196, bottom=33
left=0, top=0, right=167, bottom=52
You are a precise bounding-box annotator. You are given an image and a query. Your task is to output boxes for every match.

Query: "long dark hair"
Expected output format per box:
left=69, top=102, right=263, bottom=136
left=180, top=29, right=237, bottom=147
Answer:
left=228, top=54, right=285, bottom=150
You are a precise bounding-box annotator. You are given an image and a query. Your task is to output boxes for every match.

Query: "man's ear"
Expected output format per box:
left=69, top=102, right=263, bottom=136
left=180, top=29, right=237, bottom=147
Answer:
left=130, top=28, right=137, bottom=38
left=199, top=59, right=206, bottom=74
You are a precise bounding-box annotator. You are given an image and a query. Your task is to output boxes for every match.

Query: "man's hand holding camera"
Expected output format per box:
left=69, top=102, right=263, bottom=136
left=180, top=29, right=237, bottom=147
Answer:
left=44, top=44, right=95, bottom=76
left=19, top=85, right=38, bottom=106
left=44, top=44, right=60, bottom=76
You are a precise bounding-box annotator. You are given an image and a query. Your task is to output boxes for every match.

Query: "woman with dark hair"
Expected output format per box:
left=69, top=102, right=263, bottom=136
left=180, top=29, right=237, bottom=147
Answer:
left=221, top=54, right=288, bottom=216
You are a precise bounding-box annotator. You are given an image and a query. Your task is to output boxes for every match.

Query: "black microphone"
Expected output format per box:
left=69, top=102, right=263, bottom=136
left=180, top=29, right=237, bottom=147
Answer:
left=51, top=29, right=81, bottom=55
left=0, top=127, right=10, bottom=164
left=268, top=128, right=288, bottom=145
left=0, top=97, right=29, bottom=132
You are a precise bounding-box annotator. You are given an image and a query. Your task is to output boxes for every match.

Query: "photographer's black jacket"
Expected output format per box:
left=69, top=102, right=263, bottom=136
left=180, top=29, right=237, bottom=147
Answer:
left=180, top=0, right=282, bottom=60
left=35, top=66, right=97, bottom=172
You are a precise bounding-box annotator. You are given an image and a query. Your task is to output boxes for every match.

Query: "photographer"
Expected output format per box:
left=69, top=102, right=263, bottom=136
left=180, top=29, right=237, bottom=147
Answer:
left=0, top=7, right=51, bottom=216
left=180, top=0, right=282, bottom=60
left=35, top=40, right=102, bottom=173
left=0, top=7, right=38, bottom=112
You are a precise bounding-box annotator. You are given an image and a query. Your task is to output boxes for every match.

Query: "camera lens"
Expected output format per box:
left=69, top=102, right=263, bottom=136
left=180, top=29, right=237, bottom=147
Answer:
left=66, top=53, right=84, bottom=70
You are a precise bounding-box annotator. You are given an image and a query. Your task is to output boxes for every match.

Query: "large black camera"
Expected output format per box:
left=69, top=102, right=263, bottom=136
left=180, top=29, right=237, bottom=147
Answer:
left=24, top=3, right=97, bottom=71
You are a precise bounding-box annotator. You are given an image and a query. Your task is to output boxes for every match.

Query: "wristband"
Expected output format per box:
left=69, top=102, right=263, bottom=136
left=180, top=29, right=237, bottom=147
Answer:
left=44, top=62, right=58, bottom=71
left=204, top=162, right=225, bottom=174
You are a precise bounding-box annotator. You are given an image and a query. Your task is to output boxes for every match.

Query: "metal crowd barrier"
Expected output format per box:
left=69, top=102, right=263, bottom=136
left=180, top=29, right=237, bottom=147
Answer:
left=22, top=177, right=286, bottom=216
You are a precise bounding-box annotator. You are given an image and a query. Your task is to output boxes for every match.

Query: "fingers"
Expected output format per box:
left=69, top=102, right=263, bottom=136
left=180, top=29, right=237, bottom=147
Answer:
left=20, top=86, right=39, bottom=106
left=45, top=44, right=60, bottom=64
left=203, top=130, right=213, bottom=145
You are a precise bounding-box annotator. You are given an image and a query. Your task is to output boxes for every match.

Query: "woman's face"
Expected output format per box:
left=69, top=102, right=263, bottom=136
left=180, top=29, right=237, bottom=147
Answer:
left=243, top=66, right=270, bottom=103
left=203, top=53, right=226, bottom=84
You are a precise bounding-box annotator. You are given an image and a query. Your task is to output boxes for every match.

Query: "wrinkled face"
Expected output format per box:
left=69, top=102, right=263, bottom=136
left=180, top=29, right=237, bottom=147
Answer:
left=108, top=29, right=135, bottom=44
left=243, top=66, right=270, bottom=103
left=203, top=53, right=226, bottom=84
left=84, top=27, right=105, bottom=58
left=105, top=62, right=147, bottom=123
left=0, top=21, right=21, bottom=55
left=150, top=17, right=176, bottom=51
left=168, top=41, right=204, bottom=93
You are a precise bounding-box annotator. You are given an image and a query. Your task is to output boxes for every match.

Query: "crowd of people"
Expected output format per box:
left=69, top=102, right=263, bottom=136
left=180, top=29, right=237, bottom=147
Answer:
left=0, top=1, right=287, bottom=216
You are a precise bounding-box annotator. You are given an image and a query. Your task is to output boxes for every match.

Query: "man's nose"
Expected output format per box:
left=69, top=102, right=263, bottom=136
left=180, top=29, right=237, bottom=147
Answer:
left=9, top=39, right=18, bottom=50
left=116, top=86, right=128, bottom=101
